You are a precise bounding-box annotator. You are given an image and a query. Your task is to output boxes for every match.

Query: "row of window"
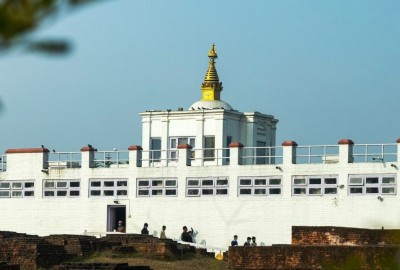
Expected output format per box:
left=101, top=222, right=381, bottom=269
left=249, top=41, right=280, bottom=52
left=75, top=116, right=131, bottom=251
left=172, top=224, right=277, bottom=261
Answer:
left=0, top=175, right=396, bottom=198
left=0, top=181, right=35, bottom=197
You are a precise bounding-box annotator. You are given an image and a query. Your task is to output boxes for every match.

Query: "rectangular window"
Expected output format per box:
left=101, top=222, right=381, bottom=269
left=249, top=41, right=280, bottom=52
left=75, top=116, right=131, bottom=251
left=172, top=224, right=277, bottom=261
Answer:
left=293, top=178, right=306, bottom=185
left=0, top=181, right=34, bottom=198
left=0, top=190, right=10, bottom=197
left=137, top=178, right=177, bottom=197
left=12, top=182, right=22, bottom=189
left=169, top=137, right=195, bottom=160
left=204, top=136, right=215, bottom=161
left=238, top=176, right=282, bottom=196
left=187, top=177, right=229, bottom=197
left=89, top=179, right=128, bottom=197
left=0, top=182, right=10, bottom=189
left=348, top=175, right=396, bottom=196
left=43, top=180, right=80, bottom=198
left=292, top=175, right=338, bottom=196
left=150, top=138, right=161, bottom=162
left=349, top=177, right=363, bottom=185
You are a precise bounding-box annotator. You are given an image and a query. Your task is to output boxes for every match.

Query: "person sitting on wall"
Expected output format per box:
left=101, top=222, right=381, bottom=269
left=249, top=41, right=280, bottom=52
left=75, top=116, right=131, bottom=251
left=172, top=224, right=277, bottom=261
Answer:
left=160, top=225, right=167, bottom=239
left=244, top=236, right=251, bottom=246
left=141, top=223, right=149, bottom=235
left=117, top=220, right=125, bottom=233
left=251, top=236, right=257, bottom=246
left=231, top=235, right=238, bottom=246
left=181, top=226, right=193, bottom=242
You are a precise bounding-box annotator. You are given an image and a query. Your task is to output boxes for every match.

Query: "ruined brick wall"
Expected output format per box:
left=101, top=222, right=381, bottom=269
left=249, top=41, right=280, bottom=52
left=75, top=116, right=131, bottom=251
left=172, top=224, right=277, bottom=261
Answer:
left=102, top=234, right=182, bottom=259
left=44, top=234, right=100, bottom=256
left=292, top=226, right=400, bottom=246
left=0, top=231, right=202, bottom=269
left=228, top=245, right=400, bottom=270
left=0, top=231, right=72, bottom=270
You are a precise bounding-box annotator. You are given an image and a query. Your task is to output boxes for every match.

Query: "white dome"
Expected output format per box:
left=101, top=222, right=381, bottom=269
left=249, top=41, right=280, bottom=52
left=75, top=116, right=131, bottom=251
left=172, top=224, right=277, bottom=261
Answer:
left=188, top=100, right=233, bottom=110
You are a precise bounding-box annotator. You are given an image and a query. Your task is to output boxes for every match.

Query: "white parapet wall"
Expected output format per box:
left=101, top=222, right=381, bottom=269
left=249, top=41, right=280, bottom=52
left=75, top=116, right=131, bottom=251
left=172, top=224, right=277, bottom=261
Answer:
left=0, top=141, right=399, bottom=249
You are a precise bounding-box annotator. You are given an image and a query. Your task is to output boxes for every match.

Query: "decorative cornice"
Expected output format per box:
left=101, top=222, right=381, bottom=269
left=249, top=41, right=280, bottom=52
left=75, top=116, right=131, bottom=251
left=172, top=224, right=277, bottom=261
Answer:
left=177, top=144, right=193, bottom=149
left=229, top=142, right=244, bottom=148
left=128, top=145, right=143, bottom=151
left=338, top=139, right=354, bottom=145
left=6, top=148, right=50, bottom=154
left=282, top=141, right=298, bottom=147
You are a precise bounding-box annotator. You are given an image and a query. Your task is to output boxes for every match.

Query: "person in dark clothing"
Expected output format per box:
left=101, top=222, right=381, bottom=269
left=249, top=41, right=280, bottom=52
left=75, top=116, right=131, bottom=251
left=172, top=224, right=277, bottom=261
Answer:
left=141, top=223, right=149, bottom=235
left=251, top=236, right=257, bottom=246
left=116, top=220, right=125, bottom=233
left=244, top=236, right=251, bottom=246
left=231, top=235, right=238, bottom=246
left=181, top=226, right=193, bottom=242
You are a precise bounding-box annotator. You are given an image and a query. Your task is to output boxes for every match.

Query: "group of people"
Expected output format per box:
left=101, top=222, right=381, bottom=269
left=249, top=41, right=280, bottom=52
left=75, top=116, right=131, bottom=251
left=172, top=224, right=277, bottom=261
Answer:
left=141, top=223, right=167, bottom=239
left=120, top=221, right=257, bottom=247
left=231, top=235, right=257, bottom=247
left=139, top=222, right=194, bottom=243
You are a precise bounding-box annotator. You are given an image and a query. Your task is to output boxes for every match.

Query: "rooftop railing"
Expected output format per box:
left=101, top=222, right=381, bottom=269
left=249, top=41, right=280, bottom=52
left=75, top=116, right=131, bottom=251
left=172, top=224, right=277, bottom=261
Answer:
left=141, top=149, right=179, bottom=167
left=94, top=151, right=129, bottom=168
left=242, top=146, right=283, bottom=165
left=295, top=145, right=339, bottom=164
left=190, top=147, right=231, bottom=166
left=2, top=142, right=399, bottom=170
left=352, top=144, right=397, bottom=163
left=48, top=152, right=82, bottom=168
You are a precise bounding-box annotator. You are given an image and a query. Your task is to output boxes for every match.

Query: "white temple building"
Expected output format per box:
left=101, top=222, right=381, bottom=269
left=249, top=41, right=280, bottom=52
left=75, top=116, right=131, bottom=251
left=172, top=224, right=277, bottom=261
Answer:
left=0, top=45, right=399, bottom=250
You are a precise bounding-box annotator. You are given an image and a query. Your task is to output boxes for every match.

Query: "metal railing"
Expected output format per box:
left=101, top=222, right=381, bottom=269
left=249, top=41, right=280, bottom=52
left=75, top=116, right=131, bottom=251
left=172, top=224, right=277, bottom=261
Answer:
left=94, top=151, right=129, bottom=168
left=16, top=142, right=396, bottom=169
left=190, top=147, right=230, bottom=166
left=0, top=155, right=6, bottom=171
left=141, top=149, right=179, bottom=167
left=295, top=145, right=339, bottom=164
left=48, top=152, right=82, bottom=168
left=352, top=144, right=397, bottom=163
left=242, top=146, right=283, bottom=165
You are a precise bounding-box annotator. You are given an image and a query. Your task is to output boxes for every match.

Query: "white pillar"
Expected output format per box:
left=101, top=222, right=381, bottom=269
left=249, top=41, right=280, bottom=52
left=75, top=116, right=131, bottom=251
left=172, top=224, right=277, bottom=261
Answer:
left=282, top=141, right=297, bottom=165
left=128, top=145, right=143, bottom=168
left=80, top=146, right=96, bottom=168
left=229, top=142, right=243, bottom=166
left=338, top=139, right=354, bottom=164
left=177, top=144, right=192, bottom=167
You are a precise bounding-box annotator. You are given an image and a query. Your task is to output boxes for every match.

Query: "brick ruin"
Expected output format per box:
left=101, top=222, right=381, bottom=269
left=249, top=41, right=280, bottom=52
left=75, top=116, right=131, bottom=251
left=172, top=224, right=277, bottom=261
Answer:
left=228, top=226, right=400, bottom=269
left=2, top=226, right=400, bottom=269
left=0, top=231, right=202, bottom=269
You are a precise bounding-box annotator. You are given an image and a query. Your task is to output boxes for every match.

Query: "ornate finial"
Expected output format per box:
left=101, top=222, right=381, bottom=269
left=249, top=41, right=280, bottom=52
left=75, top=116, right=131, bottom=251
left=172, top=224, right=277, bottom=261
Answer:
left=188, top=44, right=233, bottom=110
left=208, top=43, right=218, bottom=59
left=201, top=44, right=223, bottom=101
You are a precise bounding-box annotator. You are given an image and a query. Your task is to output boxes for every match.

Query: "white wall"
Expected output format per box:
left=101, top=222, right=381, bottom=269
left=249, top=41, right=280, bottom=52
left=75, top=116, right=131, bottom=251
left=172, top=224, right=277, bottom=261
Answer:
left=1, top=150, right=399, bottom=250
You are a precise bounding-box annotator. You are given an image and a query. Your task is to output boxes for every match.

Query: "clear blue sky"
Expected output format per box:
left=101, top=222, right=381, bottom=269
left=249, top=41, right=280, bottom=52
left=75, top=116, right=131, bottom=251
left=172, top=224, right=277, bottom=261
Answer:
left=1, top=0, right=400, bottom=153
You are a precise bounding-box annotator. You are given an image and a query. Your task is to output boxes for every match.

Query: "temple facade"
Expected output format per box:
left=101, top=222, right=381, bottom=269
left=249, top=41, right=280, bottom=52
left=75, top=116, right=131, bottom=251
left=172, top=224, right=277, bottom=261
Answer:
left=0, top=45, right=399, bottom=250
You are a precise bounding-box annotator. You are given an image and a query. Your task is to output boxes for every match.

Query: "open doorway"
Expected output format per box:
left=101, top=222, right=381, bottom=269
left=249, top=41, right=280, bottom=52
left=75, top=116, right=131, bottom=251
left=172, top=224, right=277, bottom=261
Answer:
left=107, top=205, right=126, bottom=232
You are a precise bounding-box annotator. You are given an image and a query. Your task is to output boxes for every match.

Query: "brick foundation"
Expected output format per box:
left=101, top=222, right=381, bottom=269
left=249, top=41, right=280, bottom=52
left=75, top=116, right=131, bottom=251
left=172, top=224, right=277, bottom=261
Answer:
left=227, top=226, right=400, bottom=269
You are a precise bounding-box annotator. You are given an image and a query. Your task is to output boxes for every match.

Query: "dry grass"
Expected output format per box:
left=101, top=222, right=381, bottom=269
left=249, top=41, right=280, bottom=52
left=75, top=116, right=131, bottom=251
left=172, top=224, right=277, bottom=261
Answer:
left=76, top=251, right=229, bottom=270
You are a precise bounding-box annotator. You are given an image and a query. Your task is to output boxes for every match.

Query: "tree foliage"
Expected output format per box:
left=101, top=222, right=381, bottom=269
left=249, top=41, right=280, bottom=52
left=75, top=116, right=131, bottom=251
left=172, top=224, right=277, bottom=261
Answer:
left=0, top=0, right=100, bottom=55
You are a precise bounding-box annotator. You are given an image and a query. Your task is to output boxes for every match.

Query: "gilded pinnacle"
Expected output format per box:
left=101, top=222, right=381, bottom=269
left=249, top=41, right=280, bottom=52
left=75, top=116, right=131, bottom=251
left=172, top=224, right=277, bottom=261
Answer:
left=201, top=44, right=223, bottom=101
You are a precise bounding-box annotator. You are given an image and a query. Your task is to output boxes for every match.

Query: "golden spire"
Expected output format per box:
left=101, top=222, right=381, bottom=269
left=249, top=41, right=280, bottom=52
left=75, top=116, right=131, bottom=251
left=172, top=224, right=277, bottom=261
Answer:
left=201, top=44, right=223, bottom=101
